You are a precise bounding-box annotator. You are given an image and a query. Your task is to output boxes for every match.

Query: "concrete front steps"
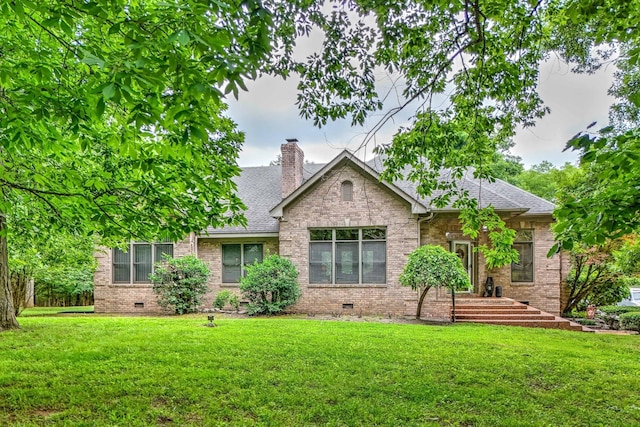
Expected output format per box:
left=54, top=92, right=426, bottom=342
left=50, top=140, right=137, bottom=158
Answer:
left=453, top=297, right=593, bottom=332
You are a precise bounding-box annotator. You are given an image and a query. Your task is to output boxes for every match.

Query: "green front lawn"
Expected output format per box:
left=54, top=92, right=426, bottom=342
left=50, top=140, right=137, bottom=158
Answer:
left=1, top=314, right=639, bottom=426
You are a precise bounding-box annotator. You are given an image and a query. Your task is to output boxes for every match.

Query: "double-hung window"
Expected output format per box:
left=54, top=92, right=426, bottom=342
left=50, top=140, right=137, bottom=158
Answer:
left=222, top=243, right=264, bottom=283
left=112, top=242, right=174, bottom=284
left=309, top=228, right=386, bottom=284
left=511, top=230, right=534, bottom=282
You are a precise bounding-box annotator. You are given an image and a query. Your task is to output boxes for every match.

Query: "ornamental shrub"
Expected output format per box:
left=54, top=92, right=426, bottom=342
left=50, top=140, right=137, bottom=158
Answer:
left=619, top=312, right=640, bottom=332
left=228, top=293, right=240, bottom=311
left=213, top=290, right=232, bottom=310
left=213, top=290, right=240, bottom=311
left=240, top=254, right=300, bottom=315
left=400, top=245, right=470, bottom=319
left=150, top=255, right=210, bottom=315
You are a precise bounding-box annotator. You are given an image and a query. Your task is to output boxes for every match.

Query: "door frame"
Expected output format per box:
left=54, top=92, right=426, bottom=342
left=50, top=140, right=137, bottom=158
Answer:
left=451, top=240, right=475, bottom=292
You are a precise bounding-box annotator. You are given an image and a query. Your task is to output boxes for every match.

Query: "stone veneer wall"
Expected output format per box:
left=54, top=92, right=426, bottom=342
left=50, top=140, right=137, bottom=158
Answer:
left=196, top=237, right=279, bottom=307
left=94, top=236, right=195, bottom=313
left=419, top=215, right=567, bottom=316
left=278, top=164, right=422, bottom=318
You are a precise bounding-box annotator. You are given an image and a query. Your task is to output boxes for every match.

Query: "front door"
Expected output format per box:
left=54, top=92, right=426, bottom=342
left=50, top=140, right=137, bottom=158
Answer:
left=452, top=241, right=474, bottom=292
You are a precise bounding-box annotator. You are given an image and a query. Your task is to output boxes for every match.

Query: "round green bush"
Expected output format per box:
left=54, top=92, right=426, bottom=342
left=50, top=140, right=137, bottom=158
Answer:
left=400, top=245, right=470, bottom=319
left=240, top=254, right=300, bottom=315
left=150, top=255, right=211, bottom=315
left=213, top=290, right=232, bottom=310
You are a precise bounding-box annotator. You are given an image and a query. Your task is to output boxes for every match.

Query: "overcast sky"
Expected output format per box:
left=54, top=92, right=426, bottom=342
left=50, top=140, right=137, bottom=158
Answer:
left=228, top=55, right=617, bottom=169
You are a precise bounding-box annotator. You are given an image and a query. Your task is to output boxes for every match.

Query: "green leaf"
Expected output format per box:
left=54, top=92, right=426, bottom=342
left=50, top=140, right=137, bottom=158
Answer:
left=80, top=52, right=105, bottom=68
left=102, top=83, right=116, bottom=101
left=176, top=30, right=190, bottom=45
left=96, top=97, right=105, bottom=117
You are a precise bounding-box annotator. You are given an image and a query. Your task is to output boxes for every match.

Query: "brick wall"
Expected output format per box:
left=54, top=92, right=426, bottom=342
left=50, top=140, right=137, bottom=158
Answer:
left=94, top=235, right=195, bottom=313
left=419, top=215, right=566, bottom=315
left=279, top=163, right=421, bottom=318
left=197, top=237, right=279, bottom=308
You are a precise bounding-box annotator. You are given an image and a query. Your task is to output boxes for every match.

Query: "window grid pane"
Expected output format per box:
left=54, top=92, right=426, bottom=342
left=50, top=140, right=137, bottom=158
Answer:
left=512, top=242, right=534, bottom=282
left=113, top=248, right=131, bottom=283
left=154, top=244, right=173, bottom=264
left=362, top=241, right=386, bottom=284
left=310, top=229, right=332, bottom=241
left=362, top=228, right=386, bottom=240
left=222, top=244, right=242, bottom=283
left=336, top=229, right=358, bottom=240
left=310, top=242, right=332, bottom=284
left=336, top=242, right=359, bottom=284
left=133, top=244, right=152, bottom=283
left=243, top=244, right=263, bottom=266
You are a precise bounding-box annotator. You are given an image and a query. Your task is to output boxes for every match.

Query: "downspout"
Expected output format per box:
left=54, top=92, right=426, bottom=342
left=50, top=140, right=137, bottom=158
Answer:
left=416, top=211, right=435, bottom=247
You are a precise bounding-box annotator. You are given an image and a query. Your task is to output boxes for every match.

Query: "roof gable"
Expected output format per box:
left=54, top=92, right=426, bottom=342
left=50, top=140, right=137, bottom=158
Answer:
left=269, top=150, right=429, bottom=218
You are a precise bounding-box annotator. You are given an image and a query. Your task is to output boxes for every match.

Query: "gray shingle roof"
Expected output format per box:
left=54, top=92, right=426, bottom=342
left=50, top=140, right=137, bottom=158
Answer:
left=366, top=156, right=555, bottom=214
left=203, top=154, right=554, bottom=236
left=203, top=163, right=324, bottom=235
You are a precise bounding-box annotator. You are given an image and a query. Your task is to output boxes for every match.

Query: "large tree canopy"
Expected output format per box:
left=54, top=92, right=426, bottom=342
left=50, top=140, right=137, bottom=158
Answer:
left=3, top=1, right=639, bottom=330
left=289, top=0, right=640, bottom=256
left=0, top=0, right=316, bottom=330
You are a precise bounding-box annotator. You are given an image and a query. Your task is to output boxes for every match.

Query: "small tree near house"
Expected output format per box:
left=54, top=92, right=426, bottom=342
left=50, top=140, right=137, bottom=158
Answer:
left=150, top=255, right=210, bottom=315
left=400, top=245, right=470, bottom=319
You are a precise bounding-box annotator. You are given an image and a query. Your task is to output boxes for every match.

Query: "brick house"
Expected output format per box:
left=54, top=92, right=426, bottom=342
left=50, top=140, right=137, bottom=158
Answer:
left=94, top=141, right=568, bottom=319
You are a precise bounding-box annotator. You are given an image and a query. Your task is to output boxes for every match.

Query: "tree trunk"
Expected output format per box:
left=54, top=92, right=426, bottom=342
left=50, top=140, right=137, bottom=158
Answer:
left=0, top=212, right=19, bottom=330
left=415, top=286, right=431, bottom=319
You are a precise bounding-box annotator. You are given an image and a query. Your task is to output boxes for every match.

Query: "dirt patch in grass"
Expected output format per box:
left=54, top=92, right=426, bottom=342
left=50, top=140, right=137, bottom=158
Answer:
left=31, top=408, right=59, bottom=418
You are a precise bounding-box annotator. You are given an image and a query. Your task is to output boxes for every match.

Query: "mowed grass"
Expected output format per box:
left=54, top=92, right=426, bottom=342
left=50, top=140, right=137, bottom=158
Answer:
left=1, top=313, right=639, bottom=426
left=18, top=306, right=94, bottom=316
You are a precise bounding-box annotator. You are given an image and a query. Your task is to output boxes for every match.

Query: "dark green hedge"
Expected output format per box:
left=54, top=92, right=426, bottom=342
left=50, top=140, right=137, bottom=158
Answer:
left=598, top=306, right=640, bottom=315
left=619, top=313, right=640, bottom=332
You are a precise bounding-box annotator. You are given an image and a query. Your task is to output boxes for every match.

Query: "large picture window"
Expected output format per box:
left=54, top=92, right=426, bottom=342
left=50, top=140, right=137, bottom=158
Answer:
left=309, top=228, right=386, bottom=284
left=112, top=242, right=173, bottom=284
left=222, top=243, right=264, bottom=283
left=511, top=230, right=534, bottom=282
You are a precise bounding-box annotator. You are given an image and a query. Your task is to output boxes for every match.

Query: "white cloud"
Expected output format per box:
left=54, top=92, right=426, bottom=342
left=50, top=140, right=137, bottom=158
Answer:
left=513, top=57, right=616, bottom=167
left=230, top=54, right=618, bottom=170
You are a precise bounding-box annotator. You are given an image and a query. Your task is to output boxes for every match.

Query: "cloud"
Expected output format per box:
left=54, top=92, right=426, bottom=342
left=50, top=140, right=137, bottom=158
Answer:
left=512, top=57, right=616, bottom=167
left=229, top=55, right=617, bottom=170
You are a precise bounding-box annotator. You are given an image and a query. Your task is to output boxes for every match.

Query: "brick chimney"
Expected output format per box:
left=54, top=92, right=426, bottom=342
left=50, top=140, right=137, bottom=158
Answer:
left=281, top=139, right=304, bottom=199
